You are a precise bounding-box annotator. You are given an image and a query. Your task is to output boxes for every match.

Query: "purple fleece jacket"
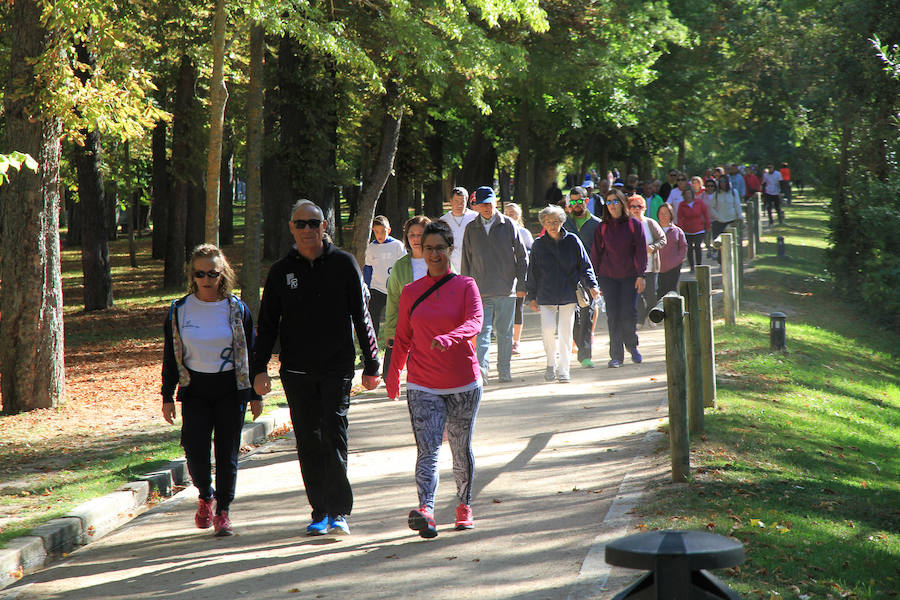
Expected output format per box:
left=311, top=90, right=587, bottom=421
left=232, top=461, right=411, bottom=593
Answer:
left=590, top=216, right=648, bottom=279
left=658, top=224, right=688, bottom=273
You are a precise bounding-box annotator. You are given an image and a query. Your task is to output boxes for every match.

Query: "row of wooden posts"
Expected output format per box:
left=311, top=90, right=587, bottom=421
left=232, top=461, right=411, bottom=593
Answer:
left=651, top=194, right=761, bottom=482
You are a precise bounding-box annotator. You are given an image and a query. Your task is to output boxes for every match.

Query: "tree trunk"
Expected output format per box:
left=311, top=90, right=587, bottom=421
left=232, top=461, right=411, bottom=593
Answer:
left=1, top=0, right=65, bottom=413
left=498, top=168, right=512, bottom=207
left=74, top=129, right=113, bottom=310
left=128, top=190, right=139, bottom=268
left=385, top=173, right=406, bottom=229
left=423, top=117, right=444, bottom=216
left=514, top=99, right=532, bottom=210
left=73, top=38, right=113, bottom=311
left=65, top=188, right=81, bottom=247
left=318, top=60, right=339, bottom=241
left=460, top=127, right=497, bottom=189
left=219, top=120, right=234, bottom=246
left=151, top=113, right=169, bottom=259
left=125, top=142, right=138, bottom=268
left=204, top=0, right=228, bottom=245
left=677, top=135, right=686, bottom=173
left=164, top=56, right=197, bottom=288
left=262, top=36, right=299, bottom=260
left=241, top=24, right=265, bottom=319
left=351, top=92, right=404, bottom=267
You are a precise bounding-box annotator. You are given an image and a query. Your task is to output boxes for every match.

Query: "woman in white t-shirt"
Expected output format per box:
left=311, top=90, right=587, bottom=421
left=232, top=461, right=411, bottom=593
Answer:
left=383, top=216, right=432, bottom=378
left=161, top=244, right=262, bottom=537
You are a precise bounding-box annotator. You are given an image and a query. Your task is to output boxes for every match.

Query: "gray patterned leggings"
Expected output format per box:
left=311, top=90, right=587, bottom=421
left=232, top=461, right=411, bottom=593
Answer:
left=406, top=386, right=482, bottom=512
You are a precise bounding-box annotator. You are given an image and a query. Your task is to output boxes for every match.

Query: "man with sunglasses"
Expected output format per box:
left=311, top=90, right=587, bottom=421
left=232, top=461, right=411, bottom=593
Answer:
left=563, top=186, right=602, bottom=368
left=657, top=169, right=678, bottom=205
left=252, top=199, right=380, bottom=537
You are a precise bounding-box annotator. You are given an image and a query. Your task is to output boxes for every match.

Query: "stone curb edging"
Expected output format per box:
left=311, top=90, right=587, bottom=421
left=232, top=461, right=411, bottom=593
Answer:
left=0, top=408, right=292, bottom=591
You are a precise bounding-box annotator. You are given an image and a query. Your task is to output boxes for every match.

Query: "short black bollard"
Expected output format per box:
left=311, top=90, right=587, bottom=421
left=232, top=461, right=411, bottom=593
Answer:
left=770, top=312, right=787, bottom=351
left=605, top=530, right=745, bottom=599
left=776, top=236, right=786, bottom=258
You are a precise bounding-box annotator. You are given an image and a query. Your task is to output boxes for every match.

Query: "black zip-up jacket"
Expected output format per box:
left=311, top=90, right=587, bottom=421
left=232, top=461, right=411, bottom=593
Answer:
left=251, top=241, right=380, bottom=379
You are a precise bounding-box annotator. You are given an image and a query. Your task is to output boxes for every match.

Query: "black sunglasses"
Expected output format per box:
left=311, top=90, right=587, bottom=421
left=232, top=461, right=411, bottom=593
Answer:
left=292, top=219, right=322, bottom=229
left=194, top=270, right=221, bottom=279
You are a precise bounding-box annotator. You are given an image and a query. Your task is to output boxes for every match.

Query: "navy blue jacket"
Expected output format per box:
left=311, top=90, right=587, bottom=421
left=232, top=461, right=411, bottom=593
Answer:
left=525, top=229, right=597, bottom=306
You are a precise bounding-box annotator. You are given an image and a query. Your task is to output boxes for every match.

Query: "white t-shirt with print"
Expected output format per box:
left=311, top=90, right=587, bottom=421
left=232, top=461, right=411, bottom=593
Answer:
left=179, top=294, right=234, bottom=373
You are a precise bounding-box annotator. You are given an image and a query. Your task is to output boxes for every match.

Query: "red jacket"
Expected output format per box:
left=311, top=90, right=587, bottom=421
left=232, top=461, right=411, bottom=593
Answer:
left=386, top=274, right=483, bottom=398
left=677, top=200, right=711, bottom=235
left=744, top=172, right=760, bottom=194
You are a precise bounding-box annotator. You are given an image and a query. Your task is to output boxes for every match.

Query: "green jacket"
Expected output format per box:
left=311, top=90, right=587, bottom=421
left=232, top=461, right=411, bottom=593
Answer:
left=383, top=254, right=414, bottom=341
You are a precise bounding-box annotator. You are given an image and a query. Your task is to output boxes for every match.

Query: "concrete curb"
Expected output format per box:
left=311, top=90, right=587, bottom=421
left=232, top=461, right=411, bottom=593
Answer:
left=0, top=408, right=291, bottom=590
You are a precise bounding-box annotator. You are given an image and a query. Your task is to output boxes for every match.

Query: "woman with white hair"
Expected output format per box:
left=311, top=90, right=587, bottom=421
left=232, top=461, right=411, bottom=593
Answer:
left=525, top=205, right=598, bottom=383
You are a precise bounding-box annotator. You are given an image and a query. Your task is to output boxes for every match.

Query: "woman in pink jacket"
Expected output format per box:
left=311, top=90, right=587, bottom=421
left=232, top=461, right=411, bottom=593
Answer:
left=676, top=188, right=710, bottom=272
left=386, top=221, right=484, bottom=540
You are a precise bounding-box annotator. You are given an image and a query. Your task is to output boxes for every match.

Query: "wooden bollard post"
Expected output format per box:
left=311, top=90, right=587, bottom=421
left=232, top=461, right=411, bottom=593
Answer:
left=719, top=233, right=736, bottom=325
left=725, top=226, right=741, bottom=314
left=679, top=280, right=704, bottom=434
left=658, top=293, right=690, bottom=482
left=695, top=266, right=717, bottom=408
left=755, top=192, right=763, bottom=243
left=746, top=202, right=757, bottom=260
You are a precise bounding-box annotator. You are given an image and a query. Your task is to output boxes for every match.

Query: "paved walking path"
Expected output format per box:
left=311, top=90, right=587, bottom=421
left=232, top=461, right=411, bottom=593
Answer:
left=1, top=301, right=697, bottom=600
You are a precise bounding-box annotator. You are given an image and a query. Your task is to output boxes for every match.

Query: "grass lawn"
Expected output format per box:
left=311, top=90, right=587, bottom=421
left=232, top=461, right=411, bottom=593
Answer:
left=636, top=193, right=899, bottom=599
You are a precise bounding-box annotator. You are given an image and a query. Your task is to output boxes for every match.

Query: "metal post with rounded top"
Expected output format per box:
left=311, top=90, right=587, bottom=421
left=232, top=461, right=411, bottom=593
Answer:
left=770, top=312, right=787, bottom=351
left=605, top=530, right=745, bottom=599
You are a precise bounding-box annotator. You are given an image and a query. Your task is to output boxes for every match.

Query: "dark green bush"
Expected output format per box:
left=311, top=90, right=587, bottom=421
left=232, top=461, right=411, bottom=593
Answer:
left=827, top=173, right=900, bottom=332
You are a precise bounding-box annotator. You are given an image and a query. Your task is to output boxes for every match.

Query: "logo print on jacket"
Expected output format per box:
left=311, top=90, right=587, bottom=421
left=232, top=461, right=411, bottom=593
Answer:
left=286, top=273, right=298, bottom=289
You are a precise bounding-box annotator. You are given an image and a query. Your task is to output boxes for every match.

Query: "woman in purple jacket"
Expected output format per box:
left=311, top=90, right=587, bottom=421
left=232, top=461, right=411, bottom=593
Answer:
left=590, top=188, right=648, bottom=368
left=656, top=203, right=689, bottom=297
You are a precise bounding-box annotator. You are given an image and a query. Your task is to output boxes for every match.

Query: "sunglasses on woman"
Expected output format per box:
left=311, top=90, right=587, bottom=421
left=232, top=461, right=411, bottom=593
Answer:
left=194, top=270, right=221, bottom=279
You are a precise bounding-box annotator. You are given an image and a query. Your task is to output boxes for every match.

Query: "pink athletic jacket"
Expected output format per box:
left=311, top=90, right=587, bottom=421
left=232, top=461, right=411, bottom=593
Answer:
left=386, top=273, right=484, bottom=398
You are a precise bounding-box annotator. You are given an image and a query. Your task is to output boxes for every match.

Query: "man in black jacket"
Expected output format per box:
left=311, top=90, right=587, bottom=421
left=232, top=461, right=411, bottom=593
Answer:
left=252, top=199, right=380, bottom=537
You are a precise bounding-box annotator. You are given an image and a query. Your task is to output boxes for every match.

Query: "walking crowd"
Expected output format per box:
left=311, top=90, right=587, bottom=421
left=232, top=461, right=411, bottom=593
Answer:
left=159, top=161, right=789, bottom=540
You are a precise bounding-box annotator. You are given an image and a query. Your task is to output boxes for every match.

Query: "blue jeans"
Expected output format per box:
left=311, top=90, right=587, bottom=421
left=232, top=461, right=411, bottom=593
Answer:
left=476, top=296, right=516, bottom=378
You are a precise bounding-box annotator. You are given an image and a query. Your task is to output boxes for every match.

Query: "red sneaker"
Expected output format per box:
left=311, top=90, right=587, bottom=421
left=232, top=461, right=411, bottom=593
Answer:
left=455, top=503, right=474, bottom=530
left=195, top=498, right=214, bottom=529
left=213, top=511, right=234, bottom=537
left=408, top=507, right=438, bottom=539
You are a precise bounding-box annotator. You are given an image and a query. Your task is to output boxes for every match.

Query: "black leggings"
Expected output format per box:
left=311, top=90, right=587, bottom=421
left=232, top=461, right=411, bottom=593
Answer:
left=180, top=370, right=247, bottom=513
left=685, top=233, right=704, bottom=270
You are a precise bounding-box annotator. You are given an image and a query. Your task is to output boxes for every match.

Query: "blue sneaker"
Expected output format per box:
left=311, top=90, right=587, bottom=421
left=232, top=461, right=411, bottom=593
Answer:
left=630, top=349, right=643, bottom=364
left=608, top=359, right=623, bottom=368
left=328, top=515, right=350, bottom=535
left=306, top=515, right=329, bottom=536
